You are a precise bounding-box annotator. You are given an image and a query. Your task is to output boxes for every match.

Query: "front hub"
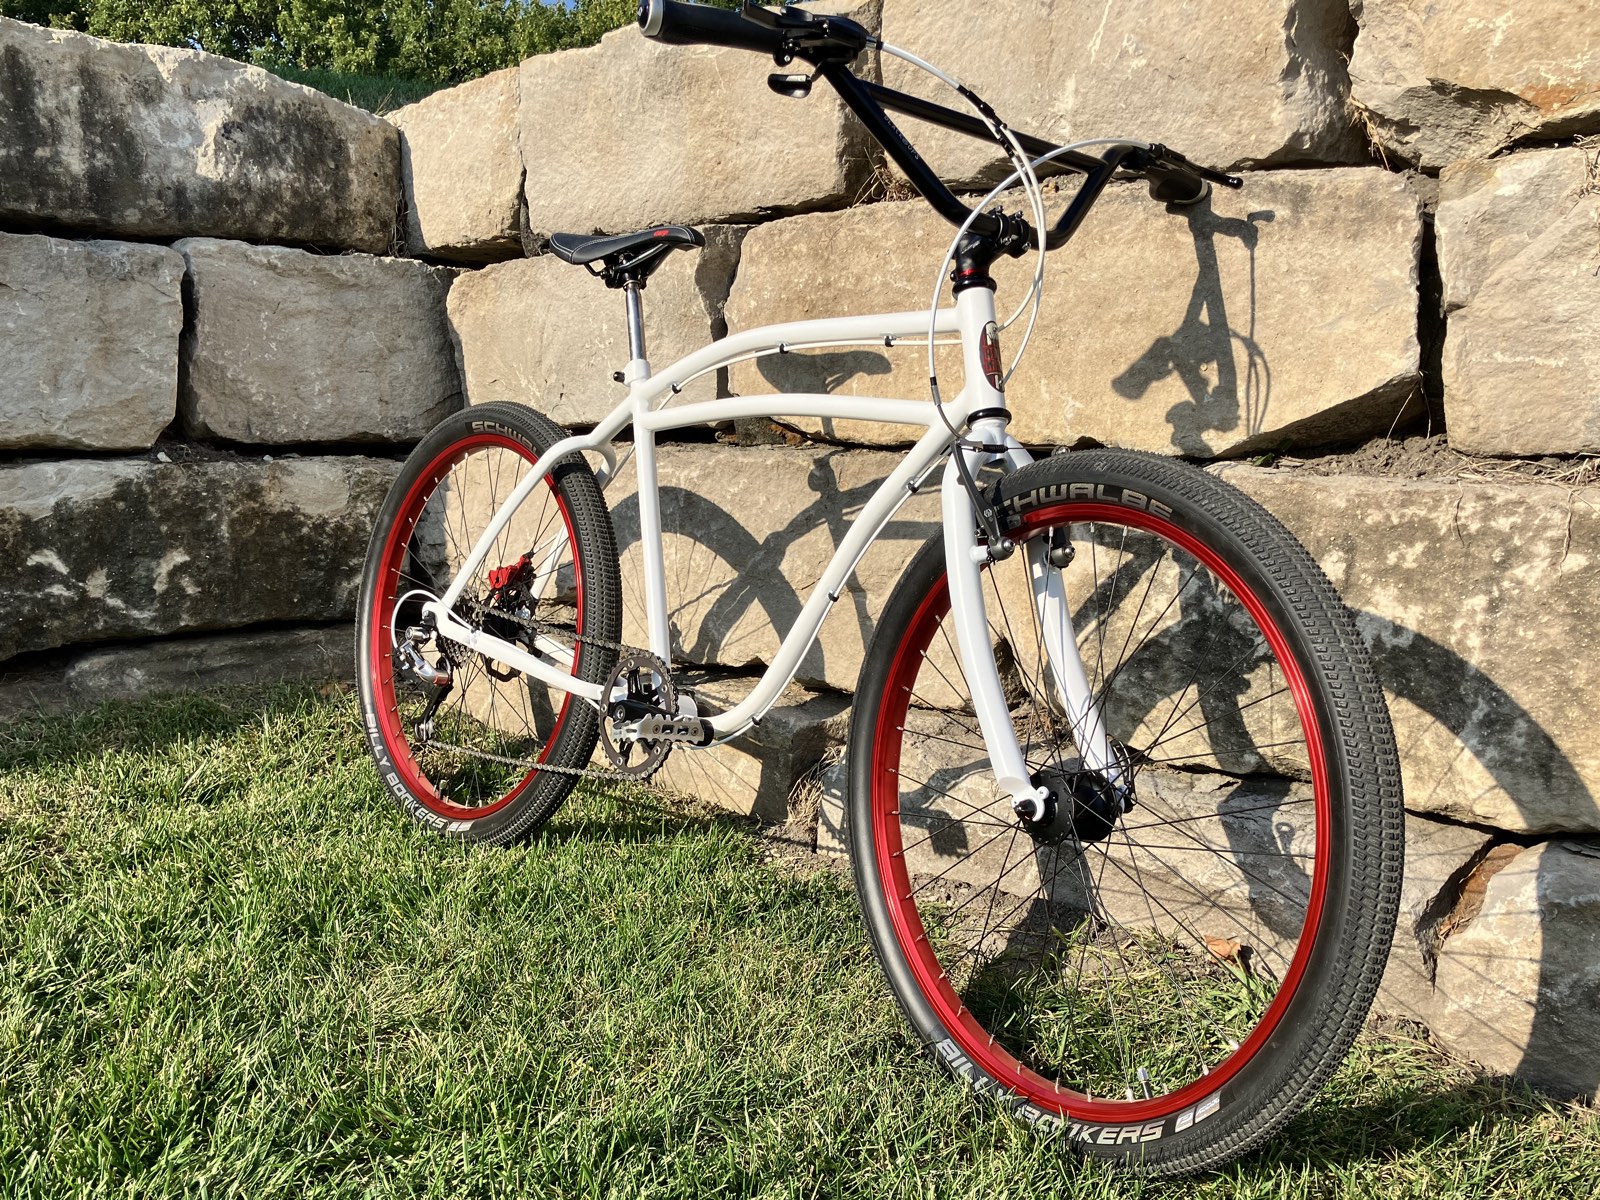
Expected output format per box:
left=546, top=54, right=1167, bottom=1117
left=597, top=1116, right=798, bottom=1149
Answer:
left=1022, top=761, right=1130, bottom=846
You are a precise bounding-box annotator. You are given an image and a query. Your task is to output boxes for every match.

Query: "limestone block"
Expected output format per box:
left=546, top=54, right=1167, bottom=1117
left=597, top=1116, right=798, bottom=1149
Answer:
left=727, top=171, right=1422, bottom=457
left=1436, top=149, right=1600, bottom=457
left=608, top=446, right=1600, bottom=834
left=1374, top=814, right=1495, bottom=1024
left=0, top=456, right=398, bottom=659
left=0, top=232, right=183, bottom=451
left=0, top=626, right=352, bottom=722
left=177, top=239, right=460, bottom=445
left=390, top=68, right=522, bottom=263
left=878, top=0, right=1363, bottom=186
left=606, top=444, right=941, bottom=691
left=519, top=22, right=876, bottom=236
left=0, top=18, right=398, bottom=252
left=1216, top=466, right=1600, bottom=836
left=448, top=228, right=745, bottom=424
left=1432, top=841, right=1600, bottom=1102
left=1349, top=1, right=1600, bottom=171
left=653, top=672, right=850, bottom=823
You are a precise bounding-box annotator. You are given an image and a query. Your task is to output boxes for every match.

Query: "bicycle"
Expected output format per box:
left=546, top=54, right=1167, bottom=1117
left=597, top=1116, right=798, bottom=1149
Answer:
left=356, top=0, right=1403, bottom=1175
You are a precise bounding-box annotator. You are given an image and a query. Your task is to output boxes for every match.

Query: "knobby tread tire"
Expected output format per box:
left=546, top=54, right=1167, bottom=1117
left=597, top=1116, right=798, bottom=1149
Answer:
left=847, top=449, right=1403, bottom=1175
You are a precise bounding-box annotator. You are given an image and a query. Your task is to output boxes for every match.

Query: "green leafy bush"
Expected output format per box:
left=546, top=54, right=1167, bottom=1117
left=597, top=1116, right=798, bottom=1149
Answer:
left=0, top=1, right=705, bottom=85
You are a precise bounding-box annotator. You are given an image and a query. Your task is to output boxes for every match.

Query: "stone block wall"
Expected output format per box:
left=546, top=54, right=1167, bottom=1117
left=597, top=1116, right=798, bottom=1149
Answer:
left=4, top=5, right=1598, bottom=1105
left=0, top=16, right=425, bottom=700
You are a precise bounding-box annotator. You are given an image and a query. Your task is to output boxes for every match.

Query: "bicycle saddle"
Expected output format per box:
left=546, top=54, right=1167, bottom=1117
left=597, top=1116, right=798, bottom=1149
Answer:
left=547, top=225, right=704, bottom=267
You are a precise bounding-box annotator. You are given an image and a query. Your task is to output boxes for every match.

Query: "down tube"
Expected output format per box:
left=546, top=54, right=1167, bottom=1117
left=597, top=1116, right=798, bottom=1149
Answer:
left=704, top=424, right=953, bottom=737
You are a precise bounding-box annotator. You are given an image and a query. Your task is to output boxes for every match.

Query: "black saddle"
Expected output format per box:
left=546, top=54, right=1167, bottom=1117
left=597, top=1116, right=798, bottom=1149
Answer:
left=547, top=225, right=704, bottom=287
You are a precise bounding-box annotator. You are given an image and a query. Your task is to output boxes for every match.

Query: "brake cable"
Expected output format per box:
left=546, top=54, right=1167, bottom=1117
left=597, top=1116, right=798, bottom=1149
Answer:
left=878, top=37, right=1156, bottom=548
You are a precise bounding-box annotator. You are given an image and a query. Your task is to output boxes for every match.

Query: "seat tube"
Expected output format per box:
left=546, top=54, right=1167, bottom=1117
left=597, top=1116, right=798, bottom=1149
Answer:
left=621, top=281, right=671, bottom=662
left=633, top=428, right=673, bottom=663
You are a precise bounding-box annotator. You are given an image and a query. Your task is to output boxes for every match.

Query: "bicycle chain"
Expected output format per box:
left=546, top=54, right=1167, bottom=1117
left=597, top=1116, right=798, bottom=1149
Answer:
left=418, top=597, right=690, bottom=784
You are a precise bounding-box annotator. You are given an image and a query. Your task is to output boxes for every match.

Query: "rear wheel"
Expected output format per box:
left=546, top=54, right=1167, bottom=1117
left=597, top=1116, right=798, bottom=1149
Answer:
left=848, top=449, right=1402, bottom=1174
left=356, top=402, right=621, bottom=844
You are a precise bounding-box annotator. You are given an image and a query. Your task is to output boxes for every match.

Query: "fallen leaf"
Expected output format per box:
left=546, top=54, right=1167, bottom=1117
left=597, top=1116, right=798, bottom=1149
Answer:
left=1205, top=936, right=1243, bottom=965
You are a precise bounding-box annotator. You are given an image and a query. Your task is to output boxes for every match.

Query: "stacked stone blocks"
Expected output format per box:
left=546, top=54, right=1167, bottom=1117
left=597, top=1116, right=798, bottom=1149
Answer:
left=0, top=16, right=431, bottom=697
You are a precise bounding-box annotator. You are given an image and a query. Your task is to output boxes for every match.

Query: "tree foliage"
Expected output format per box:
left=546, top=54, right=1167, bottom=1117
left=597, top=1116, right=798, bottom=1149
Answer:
left=0, top=1, right=683, bottom=84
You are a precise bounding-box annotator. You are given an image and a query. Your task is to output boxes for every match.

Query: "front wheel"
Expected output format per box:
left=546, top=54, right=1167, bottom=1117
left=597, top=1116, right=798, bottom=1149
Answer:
left=848, top=449, right=1402, bottom=1175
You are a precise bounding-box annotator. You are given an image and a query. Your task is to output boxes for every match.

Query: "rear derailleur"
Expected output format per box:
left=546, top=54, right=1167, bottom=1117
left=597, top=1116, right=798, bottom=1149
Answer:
left=392, top=622, right=455, bottom=744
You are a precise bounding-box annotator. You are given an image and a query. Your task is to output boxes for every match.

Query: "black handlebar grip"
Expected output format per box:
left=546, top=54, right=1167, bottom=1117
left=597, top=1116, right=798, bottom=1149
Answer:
left=638, top=0, right=788, bottom=56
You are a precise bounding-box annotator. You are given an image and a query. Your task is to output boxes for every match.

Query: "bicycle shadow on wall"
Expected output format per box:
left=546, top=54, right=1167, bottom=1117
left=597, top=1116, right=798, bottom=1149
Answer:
left=608, top=468, right=1599, bottom=1122
left=608, top=449, right=941, bottom=687
left=756, top=350, right=896, bottom=444
left=606, top=451, right=938, bottom=816
left=1355, top=612, right=1600, bottom=1104
left=1110, top=203, right=1275, bottom=457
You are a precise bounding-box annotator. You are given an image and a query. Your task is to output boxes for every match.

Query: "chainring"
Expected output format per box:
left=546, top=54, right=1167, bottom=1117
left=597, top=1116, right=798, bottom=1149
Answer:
left=599, top=648, right=677, bottom=780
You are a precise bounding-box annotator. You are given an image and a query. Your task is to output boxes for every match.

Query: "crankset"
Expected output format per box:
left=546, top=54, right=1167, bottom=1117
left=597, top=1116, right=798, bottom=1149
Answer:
left=599, top=649, right=714, bottom=780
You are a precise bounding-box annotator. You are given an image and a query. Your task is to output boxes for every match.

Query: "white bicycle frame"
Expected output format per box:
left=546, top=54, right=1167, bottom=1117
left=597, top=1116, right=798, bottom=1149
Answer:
left=420, top=284, right=1121, bottom=812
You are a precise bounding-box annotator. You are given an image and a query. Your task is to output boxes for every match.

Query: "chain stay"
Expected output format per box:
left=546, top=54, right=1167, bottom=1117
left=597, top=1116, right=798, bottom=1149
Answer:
left=420, top=596, right=713, bottom=783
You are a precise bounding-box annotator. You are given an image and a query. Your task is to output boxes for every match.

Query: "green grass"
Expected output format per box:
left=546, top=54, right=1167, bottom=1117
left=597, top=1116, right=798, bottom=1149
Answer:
left=0, top=687, right=1596, bottom=1198
left=266, top=66, right=444, bottom=114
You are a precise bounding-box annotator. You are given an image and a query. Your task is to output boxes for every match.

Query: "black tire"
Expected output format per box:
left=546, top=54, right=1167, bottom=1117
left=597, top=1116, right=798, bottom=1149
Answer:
left=847, top=449, right=1402, bottom=1175
left=356, top=402, right=622, bottom=845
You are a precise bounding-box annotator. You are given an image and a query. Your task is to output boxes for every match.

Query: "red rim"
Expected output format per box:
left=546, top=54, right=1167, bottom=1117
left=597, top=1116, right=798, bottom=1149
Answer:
left=367, top=433, right=584, bottom=822
left=870, top=501, right=1332, bottom=1123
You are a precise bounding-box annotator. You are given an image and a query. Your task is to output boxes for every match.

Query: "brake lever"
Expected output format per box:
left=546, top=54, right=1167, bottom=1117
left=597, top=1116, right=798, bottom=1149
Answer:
left=768, top=71, right=815, bottom=99
left=740, top=1, right=782, bottom=29
left=1143, top=143, right=1244, bottom=190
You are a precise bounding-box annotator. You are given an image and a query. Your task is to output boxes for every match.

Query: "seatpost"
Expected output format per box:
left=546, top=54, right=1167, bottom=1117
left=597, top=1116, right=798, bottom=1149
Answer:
left=622, top=281, right=647, bottom=363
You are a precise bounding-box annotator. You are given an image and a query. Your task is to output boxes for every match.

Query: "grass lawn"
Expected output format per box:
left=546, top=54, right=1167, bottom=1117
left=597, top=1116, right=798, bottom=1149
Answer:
left=0, top=686, right=1595, bottom=1198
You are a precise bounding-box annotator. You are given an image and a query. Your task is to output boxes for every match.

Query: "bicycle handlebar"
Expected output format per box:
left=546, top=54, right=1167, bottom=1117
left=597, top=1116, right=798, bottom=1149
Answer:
left=637, top=1, right=1244, bottom=253
left=640, top=0, right=788, bottom=55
